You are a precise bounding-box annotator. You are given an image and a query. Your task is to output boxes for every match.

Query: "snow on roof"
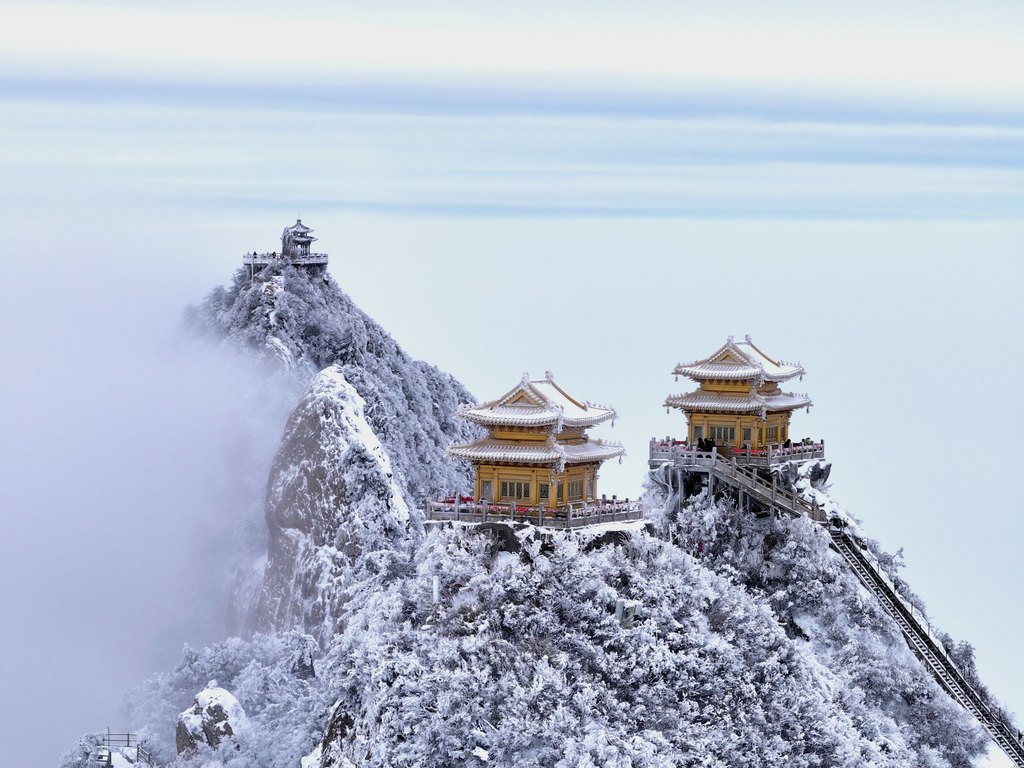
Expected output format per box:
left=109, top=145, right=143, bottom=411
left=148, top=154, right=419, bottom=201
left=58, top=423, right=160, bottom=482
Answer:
left=449, top=437, right=625, bottom=466
left=665, top=389, right=812, bottom=416
left=460, top=372, right=616, bottom=429
left=673, top=335, right=805, bottom=383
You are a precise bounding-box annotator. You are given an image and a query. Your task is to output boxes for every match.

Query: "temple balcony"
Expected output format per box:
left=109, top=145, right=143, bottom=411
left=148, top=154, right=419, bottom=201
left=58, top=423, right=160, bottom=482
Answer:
left=648, top=437, right=825, bottom=469
left=243, top=251, right=329, bottom=266
left=424, top=496, right=643, bottom=529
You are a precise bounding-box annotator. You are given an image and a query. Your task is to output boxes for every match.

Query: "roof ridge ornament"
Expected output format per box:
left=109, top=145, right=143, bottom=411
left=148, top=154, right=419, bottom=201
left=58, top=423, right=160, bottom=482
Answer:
left=521, top=371, right=530, bottom=386
left=544, top=370, right=554, bottom=381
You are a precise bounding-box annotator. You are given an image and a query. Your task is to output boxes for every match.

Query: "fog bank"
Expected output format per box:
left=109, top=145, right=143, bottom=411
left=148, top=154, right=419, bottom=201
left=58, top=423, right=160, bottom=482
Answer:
left=0, top=227, right=297, bottom=762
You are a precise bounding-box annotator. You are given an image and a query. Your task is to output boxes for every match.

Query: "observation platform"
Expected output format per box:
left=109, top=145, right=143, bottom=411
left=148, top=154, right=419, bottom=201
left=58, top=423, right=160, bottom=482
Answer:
left=424, top=496, right=642, bottom=529
left=243, top=219, right=328, bottom=271
left=243, top=251, right=329, bottom=267
left=649, top=437, right=824, bottom=469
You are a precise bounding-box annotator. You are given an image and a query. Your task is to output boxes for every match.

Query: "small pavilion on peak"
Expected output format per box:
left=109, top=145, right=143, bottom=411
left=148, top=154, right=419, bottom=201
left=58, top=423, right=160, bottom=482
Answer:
left=243, top=218, right=329, bottom=273
left=449, top=373, right=625, bottom=508
left=281, top=218, right=316, bottom=257
left=665, top=335, right=812, bottom=451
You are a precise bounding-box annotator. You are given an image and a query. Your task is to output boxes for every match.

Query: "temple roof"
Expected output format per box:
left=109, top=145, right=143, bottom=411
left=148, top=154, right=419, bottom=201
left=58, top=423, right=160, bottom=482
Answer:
left=459, top=373, right=616, bottom=429
left=283, top=219, right=316, bottom=245
left=449, top=437, right=625, bottom=466
left=673, top=336, right=804, bottom=383
left=665, top=389, right=812, bottom=416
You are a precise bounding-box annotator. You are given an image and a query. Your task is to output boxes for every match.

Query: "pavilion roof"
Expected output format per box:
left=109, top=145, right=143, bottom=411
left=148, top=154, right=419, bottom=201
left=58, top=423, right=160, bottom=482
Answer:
left=673, top=336, right=804, bottom=383
left=449, top=437, right=625, bottom=466
left=459, top=373, right=616, bottom=429
left=664, top=389, right=812, bottom=417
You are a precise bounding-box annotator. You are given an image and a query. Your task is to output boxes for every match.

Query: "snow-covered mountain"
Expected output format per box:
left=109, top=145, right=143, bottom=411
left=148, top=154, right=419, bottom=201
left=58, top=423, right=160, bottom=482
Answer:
left=187, top=265, right=478, bottom=505
left=62, top=264, right=1010, bottom=767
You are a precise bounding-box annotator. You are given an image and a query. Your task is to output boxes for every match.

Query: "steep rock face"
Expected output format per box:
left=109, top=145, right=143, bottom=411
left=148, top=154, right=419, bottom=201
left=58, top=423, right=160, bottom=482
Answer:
left=188, top=265, right=477, bottom=502
left=258, top=365, right=412, bottom=641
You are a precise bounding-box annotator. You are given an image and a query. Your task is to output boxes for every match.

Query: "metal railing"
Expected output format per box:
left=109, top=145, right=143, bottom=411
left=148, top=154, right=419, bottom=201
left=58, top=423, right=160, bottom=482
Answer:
left=830, top=530, right=1024, bottom=765
left=96, top=730, right=155, bottom=766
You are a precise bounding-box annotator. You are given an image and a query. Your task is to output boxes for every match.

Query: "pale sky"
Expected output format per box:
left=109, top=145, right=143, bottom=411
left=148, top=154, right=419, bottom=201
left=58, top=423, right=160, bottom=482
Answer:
left=1, top=2, right=1021, bottom=765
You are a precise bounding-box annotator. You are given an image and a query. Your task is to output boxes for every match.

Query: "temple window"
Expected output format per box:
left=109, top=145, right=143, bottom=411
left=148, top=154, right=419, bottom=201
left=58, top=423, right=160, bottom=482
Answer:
left=500, top=481, right=531, bottom=501
left=712, top=425, right=735, bottom=443
left=568, top=479, right=584, bottom=500
left=539, top=483, right=550, bottom=501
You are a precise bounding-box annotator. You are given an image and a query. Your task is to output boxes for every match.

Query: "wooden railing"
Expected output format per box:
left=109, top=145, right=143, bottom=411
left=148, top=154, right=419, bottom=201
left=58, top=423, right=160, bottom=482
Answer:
left=425, top=497, right=643, bottom=529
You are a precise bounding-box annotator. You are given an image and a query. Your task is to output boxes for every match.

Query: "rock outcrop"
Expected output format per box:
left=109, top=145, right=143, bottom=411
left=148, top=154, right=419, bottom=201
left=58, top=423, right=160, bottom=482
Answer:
left=176, top=683, right=248, bottom=754
left=257, top=365, right=412, bottom=641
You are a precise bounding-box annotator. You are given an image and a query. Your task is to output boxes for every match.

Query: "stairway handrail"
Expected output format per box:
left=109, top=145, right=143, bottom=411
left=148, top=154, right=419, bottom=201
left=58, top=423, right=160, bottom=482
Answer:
left=701, top=457, right=1024, bottom=764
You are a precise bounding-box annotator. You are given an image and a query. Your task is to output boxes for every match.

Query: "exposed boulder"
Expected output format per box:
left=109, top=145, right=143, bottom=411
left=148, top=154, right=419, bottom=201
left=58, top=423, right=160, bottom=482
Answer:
left=771, top=458, right=831, bottom=491
left=175, top=682, right=248, bottom=755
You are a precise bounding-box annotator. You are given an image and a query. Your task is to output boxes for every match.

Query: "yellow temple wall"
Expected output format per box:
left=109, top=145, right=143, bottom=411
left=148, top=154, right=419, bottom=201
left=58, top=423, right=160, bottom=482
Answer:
left=700, top=381, right=749, bottom=393
left=473, top=463, right=600, bottom=506
left=489, top=427, right=586, bottom=443
left=687, top=411, right=794, bottom=449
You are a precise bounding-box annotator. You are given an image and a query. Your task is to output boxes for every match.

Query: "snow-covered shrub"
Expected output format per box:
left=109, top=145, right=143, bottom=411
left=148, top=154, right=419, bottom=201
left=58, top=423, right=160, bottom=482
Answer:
left=313, top=526, right=937, bottom=768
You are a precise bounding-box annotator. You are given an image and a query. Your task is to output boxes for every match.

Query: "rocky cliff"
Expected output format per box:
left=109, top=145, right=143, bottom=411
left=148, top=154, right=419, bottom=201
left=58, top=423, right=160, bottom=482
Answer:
left=257, top=365, right=412, bottom=641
